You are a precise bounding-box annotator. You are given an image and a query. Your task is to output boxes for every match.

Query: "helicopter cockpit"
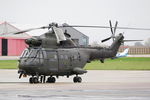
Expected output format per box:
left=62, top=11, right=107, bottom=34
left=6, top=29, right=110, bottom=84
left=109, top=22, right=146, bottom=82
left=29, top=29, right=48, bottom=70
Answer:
left=20, top=48, right=45, bottom=59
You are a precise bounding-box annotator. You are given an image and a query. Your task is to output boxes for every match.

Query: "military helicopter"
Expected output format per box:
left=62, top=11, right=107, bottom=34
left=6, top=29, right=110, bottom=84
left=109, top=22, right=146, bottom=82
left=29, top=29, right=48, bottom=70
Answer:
left=15, top=21, right=146, bottom=84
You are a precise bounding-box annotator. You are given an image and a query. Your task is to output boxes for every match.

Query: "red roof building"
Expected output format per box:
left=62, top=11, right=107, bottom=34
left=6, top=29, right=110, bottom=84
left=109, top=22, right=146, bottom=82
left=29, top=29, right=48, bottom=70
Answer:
left=0, top=22, right=31, bottom=56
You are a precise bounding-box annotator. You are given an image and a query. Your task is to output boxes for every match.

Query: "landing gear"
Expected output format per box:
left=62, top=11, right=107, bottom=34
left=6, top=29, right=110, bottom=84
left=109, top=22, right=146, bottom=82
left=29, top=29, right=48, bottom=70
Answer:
left=73, top=76, right=82, bottom=83
left=28, top=75, right=82, bottom=83
left=40, top=76, right=46, bottom=83
left=46, top=76, right=56, bottom=83
left=29, top=77, right=39, bottom=84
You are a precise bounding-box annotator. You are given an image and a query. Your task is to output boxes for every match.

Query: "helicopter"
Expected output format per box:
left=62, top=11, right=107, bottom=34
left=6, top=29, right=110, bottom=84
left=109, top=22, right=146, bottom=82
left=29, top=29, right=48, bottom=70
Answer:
left=15, top=21, right=147, bottom=84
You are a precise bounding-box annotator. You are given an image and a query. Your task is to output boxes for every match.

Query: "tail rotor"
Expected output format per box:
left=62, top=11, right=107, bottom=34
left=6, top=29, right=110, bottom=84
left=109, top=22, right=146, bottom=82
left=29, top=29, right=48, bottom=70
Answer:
left=101, top=20, right=118, bottom=42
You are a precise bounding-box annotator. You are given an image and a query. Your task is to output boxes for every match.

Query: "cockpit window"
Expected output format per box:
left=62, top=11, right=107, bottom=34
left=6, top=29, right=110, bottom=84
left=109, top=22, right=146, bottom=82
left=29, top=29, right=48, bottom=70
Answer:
left=28, top=50, right=38, bottom=58
left=21, top=49, right=38, bottom=58
left=21, top=49, right=30, bottom=57
left=21, top=49, right=44, bottom=59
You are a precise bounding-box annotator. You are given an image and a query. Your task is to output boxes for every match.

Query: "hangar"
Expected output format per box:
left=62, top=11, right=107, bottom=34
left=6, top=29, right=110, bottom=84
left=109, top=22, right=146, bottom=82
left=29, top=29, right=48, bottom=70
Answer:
left=0, top=22, right=31, bottom=56
left=62, top=23, right=89, bottom=46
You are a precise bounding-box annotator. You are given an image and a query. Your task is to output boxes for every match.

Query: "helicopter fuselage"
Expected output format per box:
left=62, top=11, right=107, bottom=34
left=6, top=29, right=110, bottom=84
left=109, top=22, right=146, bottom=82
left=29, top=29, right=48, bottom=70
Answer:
left=18, top=48, right=90, bottom=76
left=18, top=45, right=119, bottom=76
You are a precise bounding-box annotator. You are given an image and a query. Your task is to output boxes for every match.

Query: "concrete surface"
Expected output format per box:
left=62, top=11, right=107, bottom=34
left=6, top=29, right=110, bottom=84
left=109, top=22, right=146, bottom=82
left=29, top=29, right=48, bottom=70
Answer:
left=0, top=56, right=19, bottom=60
left=0, top=70, right=150, bottom=100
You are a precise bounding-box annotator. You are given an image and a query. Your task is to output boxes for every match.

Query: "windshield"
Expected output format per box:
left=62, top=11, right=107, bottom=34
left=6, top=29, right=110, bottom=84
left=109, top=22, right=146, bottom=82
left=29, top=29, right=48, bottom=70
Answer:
left=21, top=49, right=44, bottom=58
left=28, top=49, right=38, bottom=58
left=21, top=49, right=30, bottom=57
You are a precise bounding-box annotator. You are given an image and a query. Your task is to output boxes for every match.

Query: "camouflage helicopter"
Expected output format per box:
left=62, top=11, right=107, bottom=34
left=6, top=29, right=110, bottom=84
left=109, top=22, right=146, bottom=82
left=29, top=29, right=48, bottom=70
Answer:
left=15, top=21, right=145, bottom=84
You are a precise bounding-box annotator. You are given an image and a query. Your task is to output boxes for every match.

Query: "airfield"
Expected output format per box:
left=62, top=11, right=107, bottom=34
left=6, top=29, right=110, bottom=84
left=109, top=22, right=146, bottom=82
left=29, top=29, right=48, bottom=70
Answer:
left=0, top=69, right=150, bottom=100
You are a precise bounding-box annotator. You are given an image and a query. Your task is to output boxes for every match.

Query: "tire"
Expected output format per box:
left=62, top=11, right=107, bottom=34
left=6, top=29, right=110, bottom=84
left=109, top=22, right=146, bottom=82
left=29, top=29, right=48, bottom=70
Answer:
left=47, top=77, right=56, bottom=83
left=29, top=77, right=34, bottom=84
left=77, top=77, right=82, bottom=83
left=73, top=77, right=78, bottom=83
left=47, top=77, right=51, bottom=83
left=51, top=77, right=56, bottom=83
left=33, top=77, right=39, bottom=83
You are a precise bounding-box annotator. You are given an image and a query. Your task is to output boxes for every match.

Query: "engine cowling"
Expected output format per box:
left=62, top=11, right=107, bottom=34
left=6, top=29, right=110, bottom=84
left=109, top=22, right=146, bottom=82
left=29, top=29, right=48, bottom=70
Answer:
left=25, top=38, right=42, bottom=46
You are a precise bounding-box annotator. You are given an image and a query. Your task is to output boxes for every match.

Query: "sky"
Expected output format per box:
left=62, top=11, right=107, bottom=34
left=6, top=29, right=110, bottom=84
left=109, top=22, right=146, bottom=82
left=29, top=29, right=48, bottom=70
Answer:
left=0, top=0, right=150, bottom=45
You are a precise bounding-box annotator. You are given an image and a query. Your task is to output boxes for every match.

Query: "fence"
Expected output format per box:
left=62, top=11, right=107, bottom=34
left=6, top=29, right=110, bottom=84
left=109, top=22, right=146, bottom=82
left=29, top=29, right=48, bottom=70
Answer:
left=119, top=46, right=150, bottom=54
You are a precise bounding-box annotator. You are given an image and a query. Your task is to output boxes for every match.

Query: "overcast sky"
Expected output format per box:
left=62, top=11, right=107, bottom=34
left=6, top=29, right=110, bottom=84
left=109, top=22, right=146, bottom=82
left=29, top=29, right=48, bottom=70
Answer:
left=0, top=0, right=150, bottom=45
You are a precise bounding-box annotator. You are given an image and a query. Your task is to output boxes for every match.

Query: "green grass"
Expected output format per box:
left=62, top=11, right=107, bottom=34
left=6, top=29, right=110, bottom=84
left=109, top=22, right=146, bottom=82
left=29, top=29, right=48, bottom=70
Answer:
left=0, top=57, right=150, bottom=70
left=0, top=60, right=18, bottom=69
left=85, top=57, right=150, bottom=70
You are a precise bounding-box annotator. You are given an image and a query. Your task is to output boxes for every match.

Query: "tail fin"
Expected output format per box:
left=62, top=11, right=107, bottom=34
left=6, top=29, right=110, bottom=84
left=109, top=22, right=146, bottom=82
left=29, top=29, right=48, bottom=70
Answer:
left=123, top=48, right=129, bottom=55
left=116, top=48, right=129, bottom=58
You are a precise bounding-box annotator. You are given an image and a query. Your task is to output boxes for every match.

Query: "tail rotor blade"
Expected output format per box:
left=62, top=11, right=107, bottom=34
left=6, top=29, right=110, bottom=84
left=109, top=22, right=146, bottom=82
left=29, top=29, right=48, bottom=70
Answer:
left=101, top=37, right=111, bottom=42
left=109, top=20, right=114, bottom=35
left=114, top=21, right=118, bottom=35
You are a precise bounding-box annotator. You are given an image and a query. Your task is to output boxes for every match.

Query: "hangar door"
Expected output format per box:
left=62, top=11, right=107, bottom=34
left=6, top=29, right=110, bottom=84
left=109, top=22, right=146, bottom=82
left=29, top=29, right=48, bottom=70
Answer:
left=2, top=39, right=8, bottom=56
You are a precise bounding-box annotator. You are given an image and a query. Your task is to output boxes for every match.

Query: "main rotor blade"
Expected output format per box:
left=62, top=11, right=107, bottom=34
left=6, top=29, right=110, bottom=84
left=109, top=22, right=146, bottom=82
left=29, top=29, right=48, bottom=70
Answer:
left=117, top=27, right=150, bottom=31
left=13, top=26, right=49, bottom=34
left=53, top=26, right=67, bottom=44
left=61, top=25, right=111, bottom=29
left=61, top=25, right=150, bottom=31
left=13, top=23, right=150, bottom=35
left=101, top=37, right=111, bottom=42
left=123, top=40, right=143, bottom=42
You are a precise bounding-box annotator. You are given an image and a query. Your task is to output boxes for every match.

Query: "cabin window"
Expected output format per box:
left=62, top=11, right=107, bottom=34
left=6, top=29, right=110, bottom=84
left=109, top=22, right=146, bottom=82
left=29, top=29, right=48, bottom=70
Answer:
left=49, top=54, right=57, bottom=61
left=41, top=50, right=47, bottom=59
left=36, top=50, right=43, bottom=59
left=60, top=55, right=64, bottom=59
left=54, top=55, right=57, bottom=59
left=73, top=55, right=78, bottom=60
left=64, top=55, right=68, bottom=59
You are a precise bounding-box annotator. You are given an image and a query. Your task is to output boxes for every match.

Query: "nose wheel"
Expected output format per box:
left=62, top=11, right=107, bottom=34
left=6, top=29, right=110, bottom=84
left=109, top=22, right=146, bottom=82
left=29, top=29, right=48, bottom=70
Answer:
left=73, top=76, right=82, bottom=83
left=29, top=77, right=39, bottom=84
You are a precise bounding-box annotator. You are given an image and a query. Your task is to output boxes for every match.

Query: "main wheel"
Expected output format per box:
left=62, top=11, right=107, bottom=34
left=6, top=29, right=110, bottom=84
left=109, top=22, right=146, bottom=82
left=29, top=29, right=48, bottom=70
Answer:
left=33, top=77, right=39, bottom=83
left=29, top=77, right=34, bottom=84
left=73, top=76, right=82, bottom=83
left=47, top=77, right=56, bottom=83
left=51, top=77, right=56, bottom=83
left=77, top=77, right=82, bottom=83
left=73, top=77, right=78, bottom=83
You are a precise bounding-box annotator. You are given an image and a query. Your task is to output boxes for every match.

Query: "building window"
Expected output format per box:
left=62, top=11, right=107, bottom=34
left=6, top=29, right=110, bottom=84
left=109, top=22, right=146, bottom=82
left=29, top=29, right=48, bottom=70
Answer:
left=82, top=37, right=87, bottom=46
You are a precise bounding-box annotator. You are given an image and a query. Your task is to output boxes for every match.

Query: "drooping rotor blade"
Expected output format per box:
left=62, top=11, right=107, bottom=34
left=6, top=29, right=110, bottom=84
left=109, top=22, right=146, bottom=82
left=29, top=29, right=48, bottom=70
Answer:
left=123, top=40, right=143, bottom=42
left=117, top=27, right=150, bottom=31
left=53, top=26, right=67, bottom=44
left=61, top=25, right=111, bottom=29
left=101, top=37, right=111, bottom=42
left=14, top=24, right=150, bottom=35
left=13, top=26, right=49, bottom=34
left=61, top=25, right=150, bottom=31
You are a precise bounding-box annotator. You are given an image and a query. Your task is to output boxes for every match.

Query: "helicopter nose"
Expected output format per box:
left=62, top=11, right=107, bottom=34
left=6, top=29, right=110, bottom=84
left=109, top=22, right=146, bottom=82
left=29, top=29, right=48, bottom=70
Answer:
left=19, top=59, right=38, bottom=69
left=18, top=59, right=41, bottom=74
